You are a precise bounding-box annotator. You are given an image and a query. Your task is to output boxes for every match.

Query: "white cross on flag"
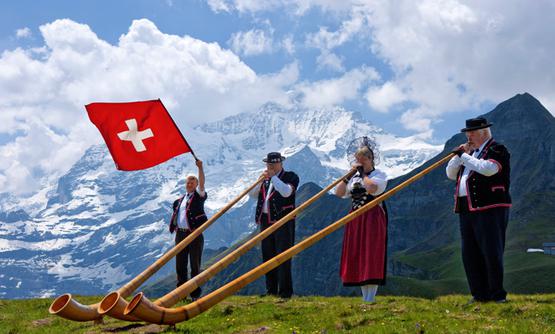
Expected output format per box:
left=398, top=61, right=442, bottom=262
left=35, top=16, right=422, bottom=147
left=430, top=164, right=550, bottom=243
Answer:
left=86, top=99, right=192, bottom=171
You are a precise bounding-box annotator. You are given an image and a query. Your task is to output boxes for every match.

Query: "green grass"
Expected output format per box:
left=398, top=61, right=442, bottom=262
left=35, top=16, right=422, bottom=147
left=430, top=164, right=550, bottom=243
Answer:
left=1, top=294, right=555, bottom=333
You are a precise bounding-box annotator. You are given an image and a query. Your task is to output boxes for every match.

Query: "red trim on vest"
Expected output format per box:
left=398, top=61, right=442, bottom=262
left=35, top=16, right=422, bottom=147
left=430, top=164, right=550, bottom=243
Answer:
left=491, top=185, right=505, bottom=191
left=469, top=203, right=512, bottom=212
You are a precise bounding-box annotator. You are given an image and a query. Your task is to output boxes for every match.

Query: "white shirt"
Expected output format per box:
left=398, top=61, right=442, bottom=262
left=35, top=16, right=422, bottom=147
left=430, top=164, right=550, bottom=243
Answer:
left=177, top=189, right=206, bottom=229
left=346, top=169, right=388, bottom=197
left=445, top=139, right=500, bottom=196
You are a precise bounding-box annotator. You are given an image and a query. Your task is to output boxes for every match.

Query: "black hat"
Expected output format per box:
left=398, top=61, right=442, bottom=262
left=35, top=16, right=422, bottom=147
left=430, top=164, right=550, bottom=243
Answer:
left=461, top=117, right=493, bottom=132
left=263, top=152, right=286, bottom=163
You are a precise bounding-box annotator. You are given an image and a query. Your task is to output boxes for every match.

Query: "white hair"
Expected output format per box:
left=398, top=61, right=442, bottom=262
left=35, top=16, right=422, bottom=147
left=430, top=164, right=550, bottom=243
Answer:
left=479, top=127, right=492, bottom=139
left=186, top=174, right=198, bottom=182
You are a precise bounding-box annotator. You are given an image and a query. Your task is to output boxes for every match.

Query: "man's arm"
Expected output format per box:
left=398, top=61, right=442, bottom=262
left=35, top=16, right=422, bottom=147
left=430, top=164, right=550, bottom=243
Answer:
left=271, top=175, right=293, bottom=197
left=460, top=154, right=499, bottom=176
left=446, top=143, right=472, bottom=180
left=196, top=160, right=206, bottom=196
left=446, top=156, right=463, bottom=180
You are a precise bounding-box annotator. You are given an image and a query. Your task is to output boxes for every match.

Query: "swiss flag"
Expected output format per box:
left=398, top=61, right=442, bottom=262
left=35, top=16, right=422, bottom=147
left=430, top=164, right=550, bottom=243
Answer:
left=86, top=99, right=192, bottom=171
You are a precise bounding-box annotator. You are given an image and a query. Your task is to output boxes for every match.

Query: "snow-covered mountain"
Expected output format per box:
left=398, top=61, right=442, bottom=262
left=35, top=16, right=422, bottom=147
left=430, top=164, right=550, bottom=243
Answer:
left=0, top=103, right=442, bottom=298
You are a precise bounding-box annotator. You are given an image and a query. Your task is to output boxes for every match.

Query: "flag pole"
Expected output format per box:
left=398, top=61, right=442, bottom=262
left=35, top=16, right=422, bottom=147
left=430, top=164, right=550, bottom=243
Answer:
left=158, top=99, right=199, bottom=161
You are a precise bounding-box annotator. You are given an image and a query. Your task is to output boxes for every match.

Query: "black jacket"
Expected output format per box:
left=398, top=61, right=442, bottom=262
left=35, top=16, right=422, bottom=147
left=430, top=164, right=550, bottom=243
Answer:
left=455, top=138, right=511, bottom=212
left=169, top=190, right=208, bottom=233
left=255, top=170, right=299, bottom=224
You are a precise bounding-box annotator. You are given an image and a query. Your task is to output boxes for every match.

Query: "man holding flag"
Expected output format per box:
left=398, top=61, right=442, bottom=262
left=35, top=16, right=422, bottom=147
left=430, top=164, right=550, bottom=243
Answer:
left=169, top=159, right=207, bottom=301
left=86, top=99, right=206, bottom=300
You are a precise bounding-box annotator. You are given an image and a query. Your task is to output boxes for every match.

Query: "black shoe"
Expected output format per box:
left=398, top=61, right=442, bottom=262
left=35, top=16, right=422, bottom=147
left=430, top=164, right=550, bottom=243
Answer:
left=189, top=293, right=201, bottom=301
left=189, top=287, right=202, bottom=300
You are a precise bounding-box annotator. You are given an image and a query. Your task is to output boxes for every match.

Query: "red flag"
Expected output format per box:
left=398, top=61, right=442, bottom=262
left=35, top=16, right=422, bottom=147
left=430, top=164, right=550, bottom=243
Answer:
left=86, top=99, right=192, bottom=171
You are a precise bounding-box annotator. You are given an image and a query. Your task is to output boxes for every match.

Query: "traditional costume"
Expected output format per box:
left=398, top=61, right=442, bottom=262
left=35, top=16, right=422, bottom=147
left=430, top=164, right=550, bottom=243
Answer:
left=340, top=168, right=388, bottom=301
left=254, top=152, right=299, bottom=298
left=169, top=188, right=208, bottom=299
left=446, top=117, right=511, bottom=302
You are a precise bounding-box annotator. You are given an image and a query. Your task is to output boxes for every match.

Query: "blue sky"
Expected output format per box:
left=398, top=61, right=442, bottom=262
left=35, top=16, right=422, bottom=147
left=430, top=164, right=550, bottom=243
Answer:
left=1, top=0, right=554, bottom=194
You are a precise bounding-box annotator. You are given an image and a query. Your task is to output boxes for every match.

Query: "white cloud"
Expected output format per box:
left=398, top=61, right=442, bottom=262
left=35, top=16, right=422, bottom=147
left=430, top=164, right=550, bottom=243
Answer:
left=228, top=28, right=274, bottom=56
left=296, top=0, right=555, bottom=132
left=281, top=35, right=295, bottom=55
left=305, top=5, right=368, bottom=50
left=305, top=4, right=369, bottom=72
left=366, top=82, right=406, bottom=113
left=399, top=107, right=435, bottom=134
left=15, top=27, right=32, bottom=39
left=296, top=66, right=379, bottom=109
left=211, top=0, right=285, bottom=13
left=0, top=18, right=297, bottom=195
left=206, top=0, right=231, bottom=12
left=316, top=51, right=344, bottom=72
left=205, top=0, right=351, bottom=15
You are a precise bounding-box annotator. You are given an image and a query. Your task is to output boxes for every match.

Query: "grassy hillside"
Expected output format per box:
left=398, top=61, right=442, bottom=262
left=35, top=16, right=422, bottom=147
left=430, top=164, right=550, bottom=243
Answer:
left=1, top=294, right=554, bottom=333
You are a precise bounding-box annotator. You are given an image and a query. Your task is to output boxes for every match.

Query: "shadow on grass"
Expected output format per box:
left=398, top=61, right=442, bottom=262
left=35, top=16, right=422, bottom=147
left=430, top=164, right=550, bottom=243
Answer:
left=102, top=323, right=166, bottom=333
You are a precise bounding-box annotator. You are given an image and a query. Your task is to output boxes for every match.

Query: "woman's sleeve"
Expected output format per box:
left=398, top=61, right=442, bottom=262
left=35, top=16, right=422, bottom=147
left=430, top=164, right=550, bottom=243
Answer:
left=369, top=170, right=388, bottom=196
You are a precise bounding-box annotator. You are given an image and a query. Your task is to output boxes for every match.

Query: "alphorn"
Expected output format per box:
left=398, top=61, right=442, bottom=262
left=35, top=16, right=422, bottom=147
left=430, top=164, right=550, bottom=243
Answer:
left=49, top=177, right=263, bottom=322
left=124, top=153, right=455, bottom=324
left=123, top=168, right=357, bottom=320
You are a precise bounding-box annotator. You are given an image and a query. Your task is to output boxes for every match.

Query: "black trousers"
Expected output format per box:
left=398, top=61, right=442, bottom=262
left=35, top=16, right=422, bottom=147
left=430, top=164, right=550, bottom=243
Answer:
left=260, top=214, right=295, bottom=298
left=458, top=198, right=509, bottom=301
left=175, top=229, right=203, bottom=298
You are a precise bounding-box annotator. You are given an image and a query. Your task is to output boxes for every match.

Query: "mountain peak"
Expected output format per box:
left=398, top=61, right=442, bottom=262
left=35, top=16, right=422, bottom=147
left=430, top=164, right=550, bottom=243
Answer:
left=485, top=92, right=553, bottom=125
left=297, top=182, right=324, bottom=201
left=478, top=93, right=554, bottom=137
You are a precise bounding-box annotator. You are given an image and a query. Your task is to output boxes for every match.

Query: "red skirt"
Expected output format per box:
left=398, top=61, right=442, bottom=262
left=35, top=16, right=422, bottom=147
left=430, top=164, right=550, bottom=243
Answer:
left=340, top=204, right=388, bottom=286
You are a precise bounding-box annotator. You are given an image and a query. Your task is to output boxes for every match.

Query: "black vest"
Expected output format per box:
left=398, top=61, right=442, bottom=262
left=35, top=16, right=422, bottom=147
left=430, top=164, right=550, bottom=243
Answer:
left=255, top=170, right=300, bottom=224
left=169, top=191, right=208, bottom=233
left=455, top=138, right=511, bottom=212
